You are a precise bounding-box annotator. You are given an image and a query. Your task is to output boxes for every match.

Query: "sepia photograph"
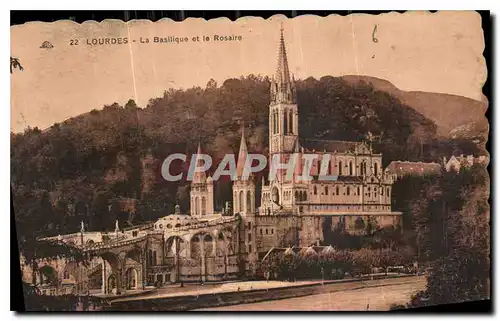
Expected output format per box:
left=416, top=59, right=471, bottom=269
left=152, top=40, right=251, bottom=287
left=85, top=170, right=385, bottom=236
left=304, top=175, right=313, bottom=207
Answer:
left=10, top=10, right=490, bottom=312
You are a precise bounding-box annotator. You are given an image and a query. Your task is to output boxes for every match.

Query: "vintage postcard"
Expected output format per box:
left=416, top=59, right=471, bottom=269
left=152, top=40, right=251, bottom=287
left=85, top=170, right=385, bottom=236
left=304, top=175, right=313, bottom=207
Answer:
left=11, top=11, right=489, bottom=311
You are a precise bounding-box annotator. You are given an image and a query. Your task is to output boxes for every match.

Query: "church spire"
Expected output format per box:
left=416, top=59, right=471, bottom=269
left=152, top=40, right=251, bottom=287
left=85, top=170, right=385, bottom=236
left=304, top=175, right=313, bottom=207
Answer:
left=192, top=141, right=207, bottom=183
left=236, top=122, right=249, bottom=179
left=271, top=25, right=296, bottom=105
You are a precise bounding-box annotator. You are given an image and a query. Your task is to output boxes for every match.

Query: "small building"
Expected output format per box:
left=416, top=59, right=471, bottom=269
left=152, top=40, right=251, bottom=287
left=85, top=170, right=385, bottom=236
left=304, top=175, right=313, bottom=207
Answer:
left=443, top=155, right=489, bottom=173
left=385, top=161, right=442, bottom=180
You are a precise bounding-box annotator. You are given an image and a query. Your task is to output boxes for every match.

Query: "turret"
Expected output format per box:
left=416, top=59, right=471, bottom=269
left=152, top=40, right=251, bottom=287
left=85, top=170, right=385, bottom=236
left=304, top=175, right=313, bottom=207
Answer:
left=190, top=143, right=214, bottom=216
left=233, top=124, right=256, bottom=216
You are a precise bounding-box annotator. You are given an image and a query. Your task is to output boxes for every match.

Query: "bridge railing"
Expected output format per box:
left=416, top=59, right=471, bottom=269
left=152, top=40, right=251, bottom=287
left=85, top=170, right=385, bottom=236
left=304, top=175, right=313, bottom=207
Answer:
left=83, top=235, right=147, bottom=251
left=168, top=216, right=239, bottom=233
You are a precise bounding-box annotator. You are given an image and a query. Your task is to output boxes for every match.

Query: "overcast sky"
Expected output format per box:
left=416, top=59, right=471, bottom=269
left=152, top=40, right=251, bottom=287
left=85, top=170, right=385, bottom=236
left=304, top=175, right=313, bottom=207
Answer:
left=11, top=11, right=486, bottom=133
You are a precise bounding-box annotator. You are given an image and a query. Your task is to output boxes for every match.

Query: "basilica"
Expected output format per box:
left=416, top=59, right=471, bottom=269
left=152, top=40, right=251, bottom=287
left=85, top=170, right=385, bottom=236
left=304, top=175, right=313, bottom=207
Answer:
left=21, top=28, right=401, bottom=297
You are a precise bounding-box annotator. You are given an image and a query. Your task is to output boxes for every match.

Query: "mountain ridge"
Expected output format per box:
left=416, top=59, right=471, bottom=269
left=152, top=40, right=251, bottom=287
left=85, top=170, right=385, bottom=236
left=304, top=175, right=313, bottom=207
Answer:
left=342, top=75, right=488, bottom=136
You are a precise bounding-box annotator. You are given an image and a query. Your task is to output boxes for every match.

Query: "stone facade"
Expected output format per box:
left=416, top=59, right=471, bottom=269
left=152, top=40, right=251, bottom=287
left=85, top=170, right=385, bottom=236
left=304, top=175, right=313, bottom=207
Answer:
left=21, top=28, right=402, bottom=296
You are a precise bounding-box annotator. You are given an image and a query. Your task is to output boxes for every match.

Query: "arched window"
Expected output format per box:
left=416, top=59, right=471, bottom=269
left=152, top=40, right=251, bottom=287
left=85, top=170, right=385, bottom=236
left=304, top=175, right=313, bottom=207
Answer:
left=349, top=161, right=353, bottom=176
left=272, top=110, right=275, bottom=134
left=303, top=191, right=307, bottom=201
left=148, top=249, right=153, bottom=266
left=195, top=197, right=199, bottom=215
left=336, top=186, right=340, bottom=195
left=266, top=229, right=268, bottom=235
left=328, top=161, right=332, bottom=175
left=239, top=191, right=244, bottom=212
left=347, top=186, right=350, bottom=196
left=201, top=197, right=206, bottom=215
left=247, top=191, right=252, bottom=213
left=295, top=190, right=299, bottom=201
left=339, top=161, right=343, bottom=176
left=387, top=187, right=390, bottom=197
left=374, top=163, right=379, bottom=176
left=325, top=186, right=328, bottom=195
left=276, top=110, right=279, bottom=134
left=288, top=110, right=293, bottom=134
left=357, top=186, right=361, bottom=195
left=63, top=270, right=70, bottom=279
left=272, top=187, right=280, bottom=204
left=381, top=187, right=384, bottom=196
left=313, top=186, right=317, bottom=195
left=363, top=163, right=367, bottom=175
left=153, top=251, right=157, bottom=265
left=283, top=109, right=288, bottom=134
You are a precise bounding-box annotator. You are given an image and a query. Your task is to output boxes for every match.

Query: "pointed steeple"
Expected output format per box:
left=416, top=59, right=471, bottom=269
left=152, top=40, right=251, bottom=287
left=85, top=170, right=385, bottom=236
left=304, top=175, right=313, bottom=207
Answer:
left=276, top=25, right=291, bottom=89
left=271, top=25, right=296, bottom=105
left=236, top=122, right=249, bottom=179
left=192, top=142, right=207, bottom=183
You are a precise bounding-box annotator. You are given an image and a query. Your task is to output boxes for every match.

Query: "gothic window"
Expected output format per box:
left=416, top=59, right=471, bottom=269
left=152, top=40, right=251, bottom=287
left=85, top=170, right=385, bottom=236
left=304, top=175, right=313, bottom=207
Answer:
left=339, top=161, right=343, bottom=175
left=272, top=187, right=280, bottom=204
left=349, top=161, right=353, bottom=176
left=284, top=109, right=288, bottom=134
left=201, top=197, right=206, bottom=215
left=276, top=110, right=279, bottom=134
left=362, top=162, right=368, bottom=176
left=374, top=162, right=379, bottom=176
left=239, top=191, right=244, bottom=212
left=288, top=110, right=293, bottom=134
left=247, top=191, right=252, bottom=213
left=272, top=110, right=275, bottom=134
left=303, top=191, right=307, bottom=201
left=63, top=270, right=69, bottom=279
left=153, top=251, right=157, bottom=266
left=148, top=249, right=153, bottom=266
left=195, top=197, right=199, bottom=215
left=387, top=187, right=390, bottom=197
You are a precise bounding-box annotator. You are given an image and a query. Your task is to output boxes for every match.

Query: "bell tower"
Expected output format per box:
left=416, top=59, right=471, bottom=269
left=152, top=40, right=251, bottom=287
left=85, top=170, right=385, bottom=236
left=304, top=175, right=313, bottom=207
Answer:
left=269, top=26, right=299, bottom=159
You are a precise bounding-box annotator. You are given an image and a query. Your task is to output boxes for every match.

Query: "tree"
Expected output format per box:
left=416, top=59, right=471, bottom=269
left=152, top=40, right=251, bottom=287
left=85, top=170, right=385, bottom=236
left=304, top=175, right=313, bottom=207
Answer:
left=353, top=248, right=379, bottom=276
left=407, top=165, right=490, bottom=307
